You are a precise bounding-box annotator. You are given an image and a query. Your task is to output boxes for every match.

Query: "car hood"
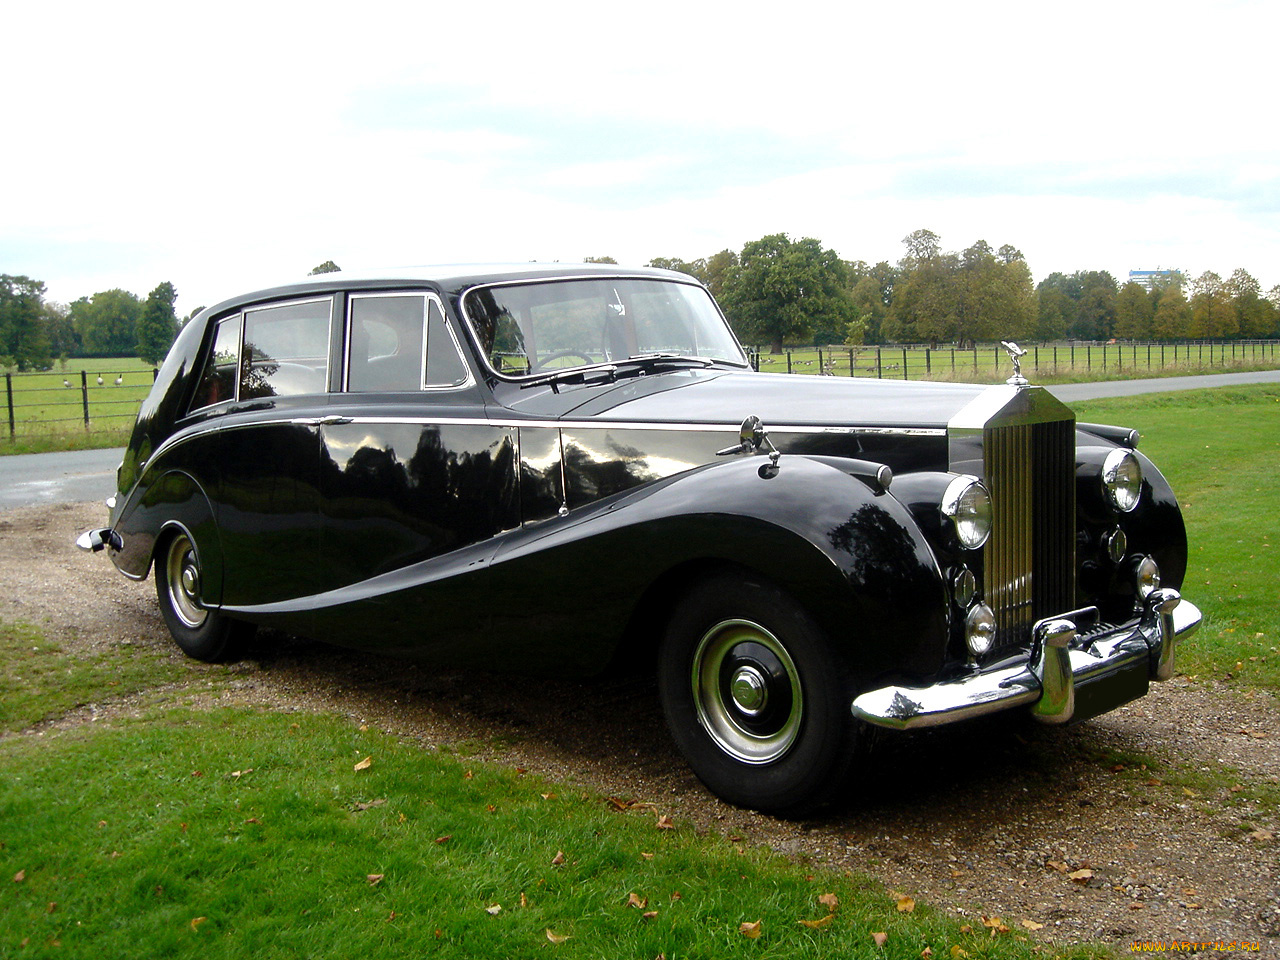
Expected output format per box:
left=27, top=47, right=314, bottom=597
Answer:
left=511, top=369, right=994, bottom=430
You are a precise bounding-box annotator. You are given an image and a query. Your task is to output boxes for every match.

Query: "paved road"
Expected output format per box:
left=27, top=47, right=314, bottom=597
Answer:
left=0, top=447, right=124, bottom=512
left=2, top=369, right=1277, bottom=511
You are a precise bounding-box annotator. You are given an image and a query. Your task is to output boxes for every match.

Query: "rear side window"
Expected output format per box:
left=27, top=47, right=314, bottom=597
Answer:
left=240, top=299, right=332, bottom=400
left=346, top=293, right=471, bottom=392
left=190, top=316, right=242, bottom=411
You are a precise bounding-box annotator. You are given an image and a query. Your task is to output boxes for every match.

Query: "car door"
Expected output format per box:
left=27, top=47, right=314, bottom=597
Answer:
left=314, top=291, right=519, bottom=650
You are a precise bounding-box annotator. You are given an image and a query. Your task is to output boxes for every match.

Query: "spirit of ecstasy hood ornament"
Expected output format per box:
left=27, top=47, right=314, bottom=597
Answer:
left=1000, top=340, right=1029, bottom=386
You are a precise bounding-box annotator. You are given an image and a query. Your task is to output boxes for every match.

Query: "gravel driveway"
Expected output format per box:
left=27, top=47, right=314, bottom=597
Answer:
left=4, top=500, right=1277, bottom=952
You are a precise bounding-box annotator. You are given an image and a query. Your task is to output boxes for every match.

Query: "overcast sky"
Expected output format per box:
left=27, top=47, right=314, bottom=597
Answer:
left=4, top=0, right=1277, bottom=316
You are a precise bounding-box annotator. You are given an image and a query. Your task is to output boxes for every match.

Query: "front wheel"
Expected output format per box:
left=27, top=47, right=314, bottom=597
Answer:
left=658, top=573, right=861, bottom=815
left=155, top=530, right=253, bottom=662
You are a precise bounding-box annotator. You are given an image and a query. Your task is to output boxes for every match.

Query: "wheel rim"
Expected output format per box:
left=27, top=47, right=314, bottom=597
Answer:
left=165, top=533, right=207, bottom=629
left=691, top=619, right=803, bottom=764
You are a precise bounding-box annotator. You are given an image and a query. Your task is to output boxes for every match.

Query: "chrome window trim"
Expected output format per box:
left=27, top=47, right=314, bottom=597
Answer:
left=344, top=291, right=475, bottom=393
left=458, top=273, right=751, bottom=384
left=187, top=313, right=245, bottom=415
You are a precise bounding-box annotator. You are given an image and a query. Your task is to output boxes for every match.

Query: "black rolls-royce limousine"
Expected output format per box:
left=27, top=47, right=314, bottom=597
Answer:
left=79, top=263, right=1200, bottom=813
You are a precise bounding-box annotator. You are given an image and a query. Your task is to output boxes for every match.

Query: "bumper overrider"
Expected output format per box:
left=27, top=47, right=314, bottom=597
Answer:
left=851, top=588, right=1201, bottom=730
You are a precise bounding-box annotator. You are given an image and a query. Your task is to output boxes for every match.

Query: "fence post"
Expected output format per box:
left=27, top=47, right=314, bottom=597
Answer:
left=926, top=347, right=932, bottom=375
left=817, top=348, right=824, bottom=373
left=973, top=346, right=978, bottom=374
left=5, top=373, right=13, bottom=441
left=786, top=350, right=792, bottom=374
left=902, top=347, right=908, bottom=380
left=1033, top=345, right=1038, bottom=372
left=1087, top=345, right=1091, bottom=370
left=876, top=348, right=882, bottom=379
left=80, top=371, right=90, bottom=428
left=848, top=349, right=854, bottom=377
left=951, top=348, right=955, bottom=373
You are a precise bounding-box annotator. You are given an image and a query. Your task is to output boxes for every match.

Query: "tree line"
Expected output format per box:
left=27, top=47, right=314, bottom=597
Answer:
left=644, top=229, right=1280, bottom=352
left=5, top=237, right=1278, bottom=372
left=0, top=277, right=183, bottom=371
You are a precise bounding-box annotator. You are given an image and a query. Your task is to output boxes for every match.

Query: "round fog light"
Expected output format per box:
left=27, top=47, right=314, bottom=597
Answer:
left=965, top=602, right=997, bottom=659
left=1135, top=556, right=1161, bottom=599
left=951, top=566, right=977, bottom=609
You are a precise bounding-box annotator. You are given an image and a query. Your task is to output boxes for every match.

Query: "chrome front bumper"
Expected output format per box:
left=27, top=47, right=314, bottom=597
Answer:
left=851, top=588, right=1201, bottom=730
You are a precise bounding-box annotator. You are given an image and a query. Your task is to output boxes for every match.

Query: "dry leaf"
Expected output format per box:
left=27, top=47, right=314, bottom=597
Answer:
left=670, top=891, right=682, bottom=901
left=950, top=947, right=969, bottom=959
left=871, top=931, right=888, bottom=947
left=46, top=903, right=57, bottom=914
left=551, top=850, right=566, bottom=866
left=520, top=892, right=529, bottom=908
left=739, top=919, right=762, bottom=939
left=230, top=768, right=253, bottom=779
left=1068, top=869, right=1094, bottom=883
left=464, top=770, right=474, bottom=780
left=656, top=815, right=675, bottom=830
left=1182, top=787, right=1199, bottom=798
left=353, top=756, right=373, bottom=772
left=896, top=894, right=916, bottom=913
left=1020, top=919, right=1044, bottom=931
left=13, top=870, right=25, bottom=883
left=798, top=914, right=834, bottom=929
left=958, top=925, right=972, bottom=934
left=627, top=892, right=648, bottom=909
left=1248, top=828, right=1274, bottom=841
left=1046, top=860, right=1068, bottom=873
left=485, top=904, right=502, bottom=915
left=818, top=892, right=839, bottom=913
left=642, top=910, right=658, bottom=921
left=190, top=917, right=207, bottom=931
left=243, top=818, right=262, bottom=825
left=367, top=874, right=385, bottom=886
left=920, top=948, right=934, bottom=958
left=434, top=835, right=452, bottom=845
left=640, top=852, right=654, bottom=860
left=982, top=916, right=1010, bottom=934
left=353, top=799, right=386, bottom=812
left=545, top=929, right=570, bottom=944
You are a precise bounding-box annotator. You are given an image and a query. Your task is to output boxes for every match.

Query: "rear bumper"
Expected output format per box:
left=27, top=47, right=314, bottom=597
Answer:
left=850, top=588, right=1200, bottom=730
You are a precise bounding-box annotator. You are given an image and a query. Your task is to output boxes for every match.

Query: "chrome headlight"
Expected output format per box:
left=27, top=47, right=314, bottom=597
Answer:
left=942, top=476, right=992, bottom=550
left=1102, top=449, right=1143, bottom=513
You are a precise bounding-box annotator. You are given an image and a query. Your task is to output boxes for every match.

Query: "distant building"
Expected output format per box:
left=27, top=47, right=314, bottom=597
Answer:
left=1128, top=269, right=1182, bottom=290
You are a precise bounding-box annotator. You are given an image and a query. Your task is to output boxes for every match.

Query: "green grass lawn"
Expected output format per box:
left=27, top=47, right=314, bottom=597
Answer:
left=3, top=358, right=155, bottom=453
left=0, top=637, right=1106, bottom=960
left=1072, top=383, right=1280, bottom=690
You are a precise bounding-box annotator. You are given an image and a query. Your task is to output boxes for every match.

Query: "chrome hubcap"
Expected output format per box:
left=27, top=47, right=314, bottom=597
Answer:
left=691, top=619, right=803, bottom=765
left=166, top=534, right=207, bottom=629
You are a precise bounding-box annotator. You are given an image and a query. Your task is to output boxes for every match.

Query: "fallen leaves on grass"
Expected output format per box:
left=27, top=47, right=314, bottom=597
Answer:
left=1021, top=919, right=1044, bottom=931
left=981, top=916, right=1010, bottom=934
left=434, top=835, right=452, bottom=845
left=190, top=917, right=207, bottom=931
left=626, top=892, right=648, bottom=909
left=895, top=894, right=916, bottom=913
left=13, top=870, right=24, bottom=883
left=485, top=904, right=502, bottom=915
left=818, top=892, right=839, bottom=913
left=798, top=914, right=834, bottom=930
left=353, top=756, right=372, bottom=772
left=551, top=850, right=566, bottom=866
left=871, top=931, right=887, bottom=947
left=739, top=919, right=762, bottom=939
left=545, top=929, right=570, bottom=944
left=1068, top=868, right=1094, bottom=884
left=655, top=815, right=675, bottom=830
left=366, top=874, right=384, bottom=886
left=353, top=799, right=386, bottom=812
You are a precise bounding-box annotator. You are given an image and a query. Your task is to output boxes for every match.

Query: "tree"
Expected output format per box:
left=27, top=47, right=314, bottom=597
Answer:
left=309, top=260, right=341, bottom=275
left=1114, top=281, right=1155, bottom=339
left=71, top=289, right=142, bottom=356
left=0, top=274, right=52, bottom=371
left=1152, top=286, right=1191, bottom=339
left=137, top=281, right=179, bottom=365
left=886, top=231, right=957, bottom=345
left=1189, top=271, right=1235, bottom=338
left=1225, top=268, right=1271, bottom=338
left=583, top=255, right=618, bottom=264
left=720, top=234, right=854, bottom=352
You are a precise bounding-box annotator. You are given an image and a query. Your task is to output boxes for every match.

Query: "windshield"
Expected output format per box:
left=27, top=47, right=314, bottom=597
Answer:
left=464, top=277, right=747, bottom=378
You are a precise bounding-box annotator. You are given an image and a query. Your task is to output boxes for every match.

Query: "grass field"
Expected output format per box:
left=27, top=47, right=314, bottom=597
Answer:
left=2, top=358, right=156, bottom=453
left=0, top=636, right=1108, bottom=960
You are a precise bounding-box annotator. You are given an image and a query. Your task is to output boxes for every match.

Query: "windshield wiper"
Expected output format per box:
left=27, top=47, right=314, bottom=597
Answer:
left=519, top=363, right=619, bottom=390
left=614, top=353, right=717, bottom=371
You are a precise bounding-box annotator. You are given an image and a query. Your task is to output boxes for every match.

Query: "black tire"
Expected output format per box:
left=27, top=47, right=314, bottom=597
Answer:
left=657, top=572, right=861, bottom=815
left=155, top=530, right=253, bottom=662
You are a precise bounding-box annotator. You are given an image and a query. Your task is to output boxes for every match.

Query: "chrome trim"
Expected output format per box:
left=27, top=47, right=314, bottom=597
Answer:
left=1029, top=618, right=1075, bottom=724
left=850, top=594, right=1202, bottom=731
left=343, top=291, right=475, bottom=393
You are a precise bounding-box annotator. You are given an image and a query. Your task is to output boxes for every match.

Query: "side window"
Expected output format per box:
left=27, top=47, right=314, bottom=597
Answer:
left=190, top=316, right=242, bottom=411
left=347, top=294, right=425, bottom=392
left=240, top=299, right=331, bottom=400
left=345, top=294, right=471, bottom=392
left=425, top=299, right=470, bottom=388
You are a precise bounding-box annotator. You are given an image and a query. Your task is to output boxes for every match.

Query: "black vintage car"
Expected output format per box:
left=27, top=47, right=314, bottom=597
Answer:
left=79, top=264, right=1200, bottom=813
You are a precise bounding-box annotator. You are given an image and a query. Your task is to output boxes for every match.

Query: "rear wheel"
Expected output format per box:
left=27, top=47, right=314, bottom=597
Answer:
left=155, top=530, right=253, bottom=662
left=658, top=573, right=860, bottom=815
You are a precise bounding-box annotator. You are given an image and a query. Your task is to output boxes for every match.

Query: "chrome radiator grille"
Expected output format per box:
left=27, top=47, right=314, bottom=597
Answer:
left=984, top=418, right=1076, bottom=649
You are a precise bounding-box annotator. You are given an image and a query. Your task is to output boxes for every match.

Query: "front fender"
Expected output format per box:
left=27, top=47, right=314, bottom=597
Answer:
left=488, top=454, right=949, bottom=679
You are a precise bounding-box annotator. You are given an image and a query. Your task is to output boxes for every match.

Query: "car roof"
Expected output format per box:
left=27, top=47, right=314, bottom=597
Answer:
left=198, top=263, right=696, bottom=320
